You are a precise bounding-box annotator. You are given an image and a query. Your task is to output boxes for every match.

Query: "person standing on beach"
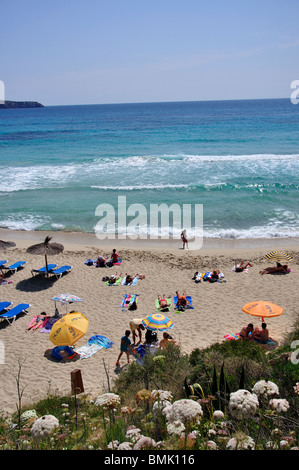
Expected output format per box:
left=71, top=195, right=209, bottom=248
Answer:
left=129, top=318, right=145, bottom=345
left=181, top=230, right=188, bottom=249
left=116, top=330, right=135, bottom=366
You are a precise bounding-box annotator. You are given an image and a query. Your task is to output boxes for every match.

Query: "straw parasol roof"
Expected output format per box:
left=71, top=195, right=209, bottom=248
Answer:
left=0, top=240, right=16, bottom=250
left=26, top=236, right=64, bottom=276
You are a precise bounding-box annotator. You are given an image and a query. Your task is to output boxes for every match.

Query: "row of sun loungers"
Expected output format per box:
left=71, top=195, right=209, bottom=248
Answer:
left=0, top=301, right=31, bottom=325
left=0, top=260, right=72, bottom=279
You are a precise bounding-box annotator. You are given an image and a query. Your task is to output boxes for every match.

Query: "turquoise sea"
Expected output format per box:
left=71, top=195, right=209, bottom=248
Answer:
left=0, top=98, right=298, bottom=239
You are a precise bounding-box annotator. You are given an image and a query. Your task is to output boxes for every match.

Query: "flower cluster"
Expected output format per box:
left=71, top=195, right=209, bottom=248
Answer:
left=269, top=398, right=290, bottom=413
left=294, top=383, right=299, bottom=396
left=226, top=434, right=255, bottom=450
left=94, top=393, right=121, bottom=409
left=252, top=380, right=279, bottom=398
left=229, top=389, right=259, bottom=420
left=21, top=409, right=38, bottom=422
left=108, top=425, right=164, bottom=450
left=151, top=389, right=173, bottom=402
left=163, top=399, right=203, bottom=425
left=31, top=415, right=59, bottom=440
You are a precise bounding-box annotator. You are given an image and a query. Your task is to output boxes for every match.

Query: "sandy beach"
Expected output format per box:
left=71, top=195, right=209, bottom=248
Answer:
left=0, top=229, right=298, bottom=415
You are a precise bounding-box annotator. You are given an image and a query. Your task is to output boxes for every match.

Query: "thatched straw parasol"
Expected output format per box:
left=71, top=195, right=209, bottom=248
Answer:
left=26, top=236, right=64, bottom=277
left=0, top=240, right=16, bottom=250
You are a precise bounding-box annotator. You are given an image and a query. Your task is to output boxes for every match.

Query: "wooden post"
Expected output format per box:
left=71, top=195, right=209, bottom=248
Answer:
left=71, top=369, right=84, bottom=395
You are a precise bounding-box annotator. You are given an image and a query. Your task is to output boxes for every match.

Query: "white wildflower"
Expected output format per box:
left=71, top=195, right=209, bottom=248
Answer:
left=31, top=415, right=59, bottom=440
left=293, top=383, right=299, bottom=396
left=125, top=426, right=142, bottom=443
left=117, top=442, right=133, bottom=450
left=229, top=389, right=259, bottom=420
left=133, top=436, right=157, bottom=450
left=213, top=410, right=224, bottom=420
left=21, top=409, right=38, bottom=422
left=166, top=420, right=185, bottom=436
left=151, top=390, right=173, bottom=402
left=152, top=399, right=171, bottom=414
left=107, top=440, right=119, bottom=449
left=252, top=380, right=279, bottom=398
left=269, top=398, right=290, bottom=413
left=163, top=399, right=203, bottom=424
left=226, top=434, right=255, bottom=450
left=94, top=393, right=121, bottom=409
left=280, top=440, right=289, bottom=449
left=207, top=440, right=217, bottom=450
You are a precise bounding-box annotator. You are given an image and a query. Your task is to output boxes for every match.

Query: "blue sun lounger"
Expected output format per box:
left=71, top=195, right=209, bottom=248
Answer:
left=49, top=265, right=73, bottom=279
left=0, top=303, right=31, bottom=325
left=0, top=261, right=26, bottom=274
left=0, top=260, right=8, bottom=268
left=0, top=301, right=13, bottom=313
left=31, top=264, right=57, bottom=276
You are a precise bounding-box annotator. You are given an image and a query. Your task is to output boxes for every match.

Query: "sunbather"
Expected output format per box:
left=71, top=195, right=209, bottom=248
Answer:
left=176, top=290, right=187, bottom=307
left=252, top=322, right=269, bottom=343
left=239, top=323, right=254, bottom=341
left=123, top=273, right=139, bottom=284
left=157, top=295, right=171, bottom=310
left=111, top=249, right=119, bottom=264
left=259, top=265, right=288, bottom=275
left=108, top=273, right=122, bottom=284
left=234, top=260, right=253, bottom=272
left=159, top=332, right=178, bottom=349
left=95, top=255, right=106, bottom=267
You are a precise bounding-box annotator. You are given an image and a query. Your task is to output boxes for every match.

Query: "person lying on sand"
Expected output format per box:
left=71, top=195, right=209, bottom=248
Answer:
left=176, top=290, right=187, bottom=306
left=259, top=265, right=288, bottom=275
left=108, top=273, right=122, bottom=284
left=234, top=260, right=253, bottom=272
left=157, top=295, right=171, bottom=310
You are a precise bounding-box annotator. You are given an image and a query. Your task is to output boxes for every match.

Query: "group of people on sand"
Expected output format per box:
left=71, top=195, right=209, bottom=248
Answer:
left=239, top=322, right=270, bottom=343
left=95, top=249, right=120, bottom=267
left=116, top=318, right=178, bottom=366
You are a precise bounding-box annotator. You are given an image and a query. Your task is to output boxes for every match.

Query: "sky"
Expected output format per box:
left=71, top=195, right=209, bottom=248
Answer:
left=1, top=0, right=299, bottom=105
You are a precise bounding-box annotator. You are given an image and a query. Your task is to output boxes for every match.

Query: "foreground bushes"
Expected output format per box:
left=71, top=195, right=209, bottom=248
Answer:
left=0, top=321, right=298, bottom=450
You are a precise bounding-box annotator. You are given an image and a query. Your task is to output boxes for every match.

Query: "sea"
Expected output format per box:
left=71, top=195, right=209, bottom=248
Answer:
left=0, top=98, right=298, bottom=241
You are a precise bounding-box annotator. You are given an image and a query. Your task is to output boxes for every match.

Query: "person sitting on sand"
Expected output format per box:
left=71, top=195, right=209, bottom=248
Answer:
left=239, top=323, right=254, bottom=341
left=129, top=318, right=145, bottom=345
left=157, top=295, right=171, bottom=310
left=259, top=265, right=289, bottom=275
left=95, top=255, right=106, bottom=267
left=111, top=249, right=119, bottom=264
left=235, top=260, right=253, bottom=272
left=159, top=332, right=178, bottom=349
left=253, top=323, right=269, bottom=343
left=176, top=290, right=187, bottom=307
left=211, top=269, right=220, bottom=280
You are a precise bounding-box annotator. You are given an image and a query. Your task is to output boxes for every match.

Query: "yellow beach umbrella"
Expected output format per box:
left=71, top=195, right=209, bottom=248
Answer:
left=265, top=251, right=293, bottom=263
left=242, top=301, right=284, bottom=322
left=49, top=312, right=89, bottom=346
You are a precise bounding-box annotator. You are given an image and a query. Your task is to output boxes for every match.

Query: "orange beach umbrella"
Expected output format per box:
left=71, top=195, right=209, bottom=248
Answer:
left=242, top=301, right=284, bottom=322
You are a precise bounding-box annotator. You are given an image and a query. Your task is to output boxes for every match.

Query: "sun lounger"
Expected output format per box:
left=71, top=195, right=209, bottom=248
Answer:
left=31, top=264, right=57, bottom=276
left=0, top=301, right=13, bottom=313
left=0, top=261, right=26, bottom=274
left=0, top=260, right=8, bottom=268
left=49, top=265, right=72, bottom=279
left=0, top=303, right=31, bottom=324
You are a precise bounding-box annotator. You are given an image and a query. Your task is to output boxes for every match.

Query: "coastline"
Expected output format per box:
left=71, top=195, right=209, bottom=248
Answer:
left=0, top=226, right=298, bottom=415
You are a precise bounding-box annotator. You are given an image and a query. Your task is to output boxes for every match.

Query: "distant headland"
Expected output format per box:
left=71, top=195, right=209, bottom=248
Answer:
left=0, top=100, right=44, bottom=109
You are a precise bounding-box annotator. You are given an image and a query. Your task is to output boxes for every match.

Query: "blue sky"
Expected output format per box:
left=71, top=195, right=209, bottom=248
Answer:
left=1, top=0, right=299, bottom=105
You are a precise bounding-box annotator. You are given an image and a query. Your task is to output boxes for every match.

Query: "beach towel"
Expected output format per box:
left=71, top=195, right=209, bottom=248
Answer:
left=26, top=315, right=51, bottom=331
left=174, top=296, right=194, bottom=312
left=120, top=294, right=138, bottom=310
left=155, top=298, right=172, bottom=312
left=40, top=317, right=60, bottom=333
left=74, top=335, right=114, bottom=359
left=224, top=332, right=241, bottom=341
left=105, top=277, right=123, bottom=286
left=202, top=272, right=226, bottom=282
left=121, top=276, right=138, bottom=286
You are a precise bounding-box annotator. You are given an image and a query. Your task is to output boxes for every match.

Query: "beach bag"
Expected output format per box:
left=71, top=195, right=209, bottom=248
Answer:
left=128, top=300, right=137, bottom=311
left=106, top=260, right=114, bottom=267
left=177, top=305, right=185, bottom=312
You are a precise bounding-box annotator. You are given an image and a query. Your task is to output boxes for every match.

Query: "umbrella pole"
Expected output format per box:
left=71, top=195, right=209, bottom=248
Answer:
left=45, top=254, right=49, bottom=278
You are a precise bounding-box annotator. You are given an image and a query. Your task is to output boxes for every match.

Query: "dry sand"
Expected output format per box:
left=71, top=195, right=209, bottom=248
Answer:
left=0, top=229, right=298, bottom=415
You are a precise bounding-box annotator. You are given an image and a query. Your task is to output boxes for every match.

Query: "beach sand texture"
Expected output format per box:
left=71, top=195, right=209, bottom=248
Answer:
left=0, top=231, right=298, bottom=414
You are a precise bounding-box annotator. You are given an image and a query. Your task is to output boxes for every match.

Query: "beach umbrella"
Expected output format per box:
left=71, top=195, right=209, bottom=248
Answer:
left=26, top=236, right=64, bottom=277
left=51, top=294, right=84, bottom=313
left=142, top=313, right=174, bottom=331
left=242, top=301, right=284, bottom=322
left=49, top=312, right=89, bottom=346
left=265, top=251, right=293, bottom=263
left=0, top=240, right=16, bottom=250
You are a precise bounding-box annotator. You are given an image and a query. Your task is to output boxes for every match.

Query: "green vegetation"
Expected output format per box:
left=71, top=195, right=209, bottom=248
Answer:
left=0, top=320, right=298, bottom=450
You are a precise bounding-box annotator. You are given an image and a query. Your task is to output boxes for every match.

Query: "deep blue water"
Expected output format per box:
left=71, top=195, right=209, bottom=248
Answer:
left=0, top=98, right=298, bottom=239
